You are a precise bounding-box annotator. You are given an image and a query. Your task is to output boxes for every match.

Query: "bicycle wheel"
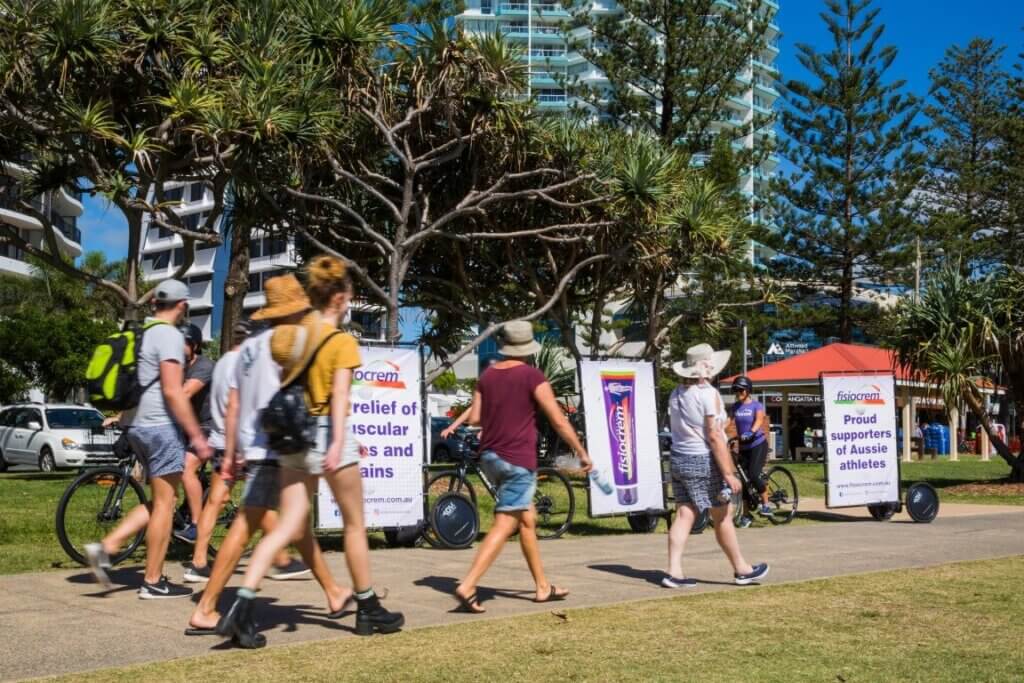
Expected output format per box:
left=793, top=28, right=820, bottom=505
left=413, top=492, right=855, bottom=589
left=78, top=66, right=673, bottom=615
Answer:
left=423, top=471, right=477, bottom=548
left=762, top=466, right=799, bottom=524
left=534, top=467, right=575, bottom=540
left=56, top=467, right=147, bottom=566
left=429, top=492, right=479, bottom=549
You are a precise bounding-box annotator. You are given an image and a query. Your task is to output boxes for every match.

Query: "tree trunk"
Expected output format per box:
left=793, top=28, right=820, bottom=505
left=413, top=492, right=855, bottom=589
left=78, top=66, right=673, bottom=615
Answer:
left=124, top=211, right=143, bottom=324
left=839, top=260, right=853, bottom=343
left=963, top=387, right=1023, bottom=480
left=220, top=217, right=251, bottom=353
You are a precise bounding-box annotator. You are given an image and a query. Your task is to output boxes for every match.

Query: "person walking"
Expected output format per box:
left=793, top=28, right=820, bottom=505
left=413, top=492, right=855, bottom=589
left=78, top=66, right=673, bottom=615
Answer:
left=188, top=276, right=354, bottom=640
left=663, top=343, right=768, bottom=589
left=176, top=323, right=214, bottom=543
left=727, top=375, right=772, bottom=528
left=216, top=256, right=403, bottom=646
left=85, top=280, right=212, bottom=599
left=453, top=321, right=592, bottom=614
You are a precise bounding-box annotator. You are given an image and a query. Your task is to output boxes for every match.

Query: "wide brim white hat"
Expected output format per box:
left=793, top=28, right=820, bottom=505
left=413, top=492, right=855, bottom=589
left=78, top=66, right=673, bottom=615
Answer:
left=672, top=343, right=731, bottom=379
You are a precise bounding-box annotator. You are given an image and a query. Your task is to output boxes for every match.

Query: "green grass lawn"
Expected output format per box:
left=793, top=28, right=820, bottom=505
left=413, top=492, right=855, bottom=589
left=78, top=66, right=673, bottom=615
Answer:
left=782, top=454, right=1023, bottom=505
left=51, top=555, right=1024, bottom=683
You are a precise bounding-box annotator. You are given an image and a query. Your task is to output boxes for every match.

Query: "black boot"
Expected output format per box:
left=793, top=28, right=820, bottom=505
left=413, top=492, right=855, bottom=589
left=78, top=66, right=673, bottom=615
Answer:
left=355, top=592, right=405, bottom=636
left=216, top=593, right=267, bottom=649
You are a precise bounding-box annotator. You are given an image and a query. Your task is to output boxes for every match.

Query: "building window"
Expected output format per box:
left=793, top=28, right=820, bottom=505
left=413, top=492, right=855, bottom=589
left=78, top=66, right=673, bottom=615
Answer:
left=157, top=225, right=172, bottom=238
left=349, top=309, right=383, bottom=339
left=163, top=187, right=184, bottom=202
left=173, top=247, right=185, bottom=266
left=197, top=239, right=218, bottom=251
left=188, top=273, right=212, bottom=285
left=248, top=272, right=261, bottom=291
left=189, top=183, right=205, bottom=202
left=148, top=250, right=170, bottom=270
left=182, top=213, right=200, bottom=230
left=249, top=238, right=262, bottom=258
left=481, top=0, right=492, bottom=14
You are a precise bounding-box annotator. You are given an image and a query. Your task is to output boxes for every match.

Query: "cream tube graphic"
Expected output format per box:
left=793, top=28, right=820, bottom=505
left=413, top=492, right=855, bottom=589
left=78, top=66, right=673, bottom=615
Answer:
left=601, top=371, right=638, bottom=505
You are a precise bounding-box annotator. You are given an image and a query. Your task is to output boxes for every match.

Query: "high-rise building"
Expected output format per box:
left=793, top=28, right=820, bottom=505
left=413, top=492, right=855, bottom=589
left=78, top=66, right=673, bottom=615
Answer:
left=0, top=160, right=84, bottom=278
left=456, top=0, right=781, bottom=264
left=139, top=183, right=385, bottom=341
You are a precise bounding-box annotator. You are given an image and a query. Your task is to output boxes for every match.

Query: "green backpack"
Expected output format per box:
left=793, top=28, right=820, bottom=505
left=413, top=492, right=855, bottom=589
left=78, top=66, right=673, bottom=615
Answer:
left=85, top=320, right=168, bottom=411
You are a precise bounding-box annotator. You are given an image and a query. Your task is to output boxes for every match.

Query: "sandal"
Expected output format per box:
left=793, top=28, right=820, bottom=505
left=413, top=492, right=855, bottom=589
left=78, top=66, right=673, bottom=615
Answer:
left=533, top=585, right=569, bottom=603
left=453, top=588, right=485, bottom=614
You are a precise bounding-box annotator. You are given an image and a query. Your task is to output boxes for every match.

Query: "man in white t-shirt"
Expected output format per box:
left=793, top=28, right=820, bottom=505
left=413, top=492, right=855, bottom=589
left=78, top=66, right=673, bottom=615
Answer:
left=184, top=321, right=250, bottom=582
left=187, top=276, right=356, bottom=639
left=662, top=344, right=769, bottom=590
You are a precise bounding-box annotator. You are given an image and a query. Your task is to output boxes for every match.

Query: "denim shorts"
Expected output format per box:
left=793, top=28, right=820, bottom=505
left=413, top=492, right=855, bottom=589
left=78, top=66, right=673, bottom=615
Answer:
left=242, top=462, right=281, bottom=509
left=479, top=450, right=536, bottom=512
left=279, top=417, right=361, bottom=475
left=125, top=425, right=185, bottom=479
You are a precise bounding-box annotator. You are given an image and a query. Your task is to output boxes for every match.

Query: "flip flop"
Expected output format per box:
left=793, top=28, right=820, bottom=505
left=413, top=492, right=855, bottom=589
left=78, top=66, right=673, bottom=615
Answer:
left=453, top=589, right=485, bottom=614
left=184, top=626, right=218, bottom=636
left=326, top=594, right=356, bottom=619
left=533, top=586, right=569, bottom=603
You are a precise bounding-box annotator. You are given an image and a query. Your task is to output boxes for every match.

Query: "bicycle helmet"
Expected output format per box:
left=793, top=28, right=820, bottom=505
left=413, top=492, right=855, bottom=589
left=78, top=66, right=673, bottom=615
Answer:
left=180, top=323, right=203, bottom=350
left=731, top=375, right=753, bottom=393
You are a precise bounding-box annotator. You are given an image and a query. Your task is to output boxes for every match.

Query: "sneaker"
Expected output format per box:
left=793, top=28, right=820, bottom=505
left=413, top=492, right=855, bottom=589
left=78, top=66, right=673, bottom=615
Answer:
left=734, top=563, right=770, bottom=586
left=268, top=558, right=312, bottom=581
left=661, top=575, right=698, bottom=589
left=173, top=524, right=197, bottom=544
left=737, top=516, right=753, bottom=528
left=758, top=504, right=774, bottom=517
left=139, top=576, right=193, bottom=599
left=183, top=563, right=211, bottom=583
left=355, top=594, right=405, bottom=636
left=84, top=543, right=112, bottom=588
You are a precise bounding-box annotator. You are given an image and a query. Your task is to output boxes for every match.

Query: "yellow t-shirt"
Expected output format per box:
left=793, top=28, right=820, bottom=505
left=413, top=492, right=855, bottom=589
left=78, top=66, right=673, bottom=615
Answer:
left=271, top=313, right=361, bottom=416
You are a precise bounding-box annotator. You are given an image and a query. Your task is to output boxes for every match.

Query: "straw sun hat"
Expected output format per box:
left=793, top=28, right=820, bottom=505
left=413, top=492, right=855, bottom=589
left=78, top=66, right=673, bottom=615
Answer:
left=250, top=274, right=311, bottom=321
left=672, top=343, right=731, bottom=379
left=498, top=320, right=542, bottom=357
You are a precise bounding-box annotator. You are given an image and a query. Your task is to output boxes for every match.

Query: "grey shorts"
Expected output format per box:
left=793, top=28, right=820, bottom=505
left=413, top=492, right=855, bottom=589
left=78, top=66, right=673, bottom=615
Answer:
left=242, top=462, right=281, bottom=509
left=670, top=451, right=727, bottom=513
left=279, top=419, right=361, bottom=475
left=126, top=425, right=185, bottom=479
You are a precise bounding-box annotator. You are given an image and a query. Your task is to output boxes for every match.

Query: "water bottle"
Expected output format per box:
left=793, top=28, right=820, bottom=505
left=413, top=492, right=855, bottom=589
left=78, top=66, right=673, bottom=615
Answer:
left=718, top=483, right=734, bottom=504
left=589, top=469, right=614, bottom=495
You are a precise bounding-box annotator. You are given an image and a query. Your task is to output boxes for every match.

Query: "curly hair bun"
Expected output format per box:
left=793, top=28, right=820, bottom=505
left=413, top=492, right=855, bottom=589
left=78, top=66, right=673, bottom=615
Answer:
left=307, top=255, right=347, bottom=286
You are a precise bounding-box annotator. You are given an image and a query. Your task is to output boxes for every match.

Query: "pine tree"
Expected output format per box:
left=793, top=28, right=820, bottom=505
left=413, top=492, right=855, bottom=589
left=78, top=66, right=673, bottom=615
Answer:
left=921, top=38, right=1009, bottom=272
left=991, top=47, right=1024, bottom=268
left=772, top=0, right=925, bottom=342
left=565, top=0, right=773, bottom=156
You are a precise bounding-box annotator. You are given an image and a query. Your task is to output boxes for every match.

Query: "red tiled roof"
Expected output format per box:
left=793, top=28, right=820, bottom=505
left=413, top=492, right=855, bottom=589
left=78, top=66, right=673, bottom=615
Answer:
left=730, top=343, right=913, bottom=385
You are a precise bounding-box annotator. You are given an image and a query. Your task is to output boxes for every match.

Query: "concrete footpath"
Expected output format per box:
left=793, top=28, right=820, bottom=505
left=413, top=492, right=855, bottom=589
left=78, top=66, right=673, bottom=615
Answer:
left=2, top=503, right=1022, bottom=681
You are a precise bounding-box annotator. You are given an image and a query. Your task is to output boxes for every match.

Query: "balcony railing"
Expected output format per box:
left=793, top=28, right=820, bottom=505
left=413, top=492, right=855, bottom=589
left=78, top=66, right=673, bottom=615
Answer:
left=50, top=211, right=81, bottom=244
left=500, top=2, right=566, bottom=12
left=501, top=24, right=563, bottom=36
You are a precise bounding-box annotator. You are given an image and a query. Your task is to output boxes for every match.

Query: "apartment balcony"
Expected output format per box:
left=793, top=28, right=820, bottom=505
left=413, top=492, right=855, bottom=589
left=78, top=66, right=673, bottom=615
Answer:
left=752, top=59, right=779, bottom=75
left=497, top=2, right=568, bottom=17
left=54, top=186, right=84, bottom=216
left=753, top=79, right=780, bottom=98
left=500, top=24, right=566, bottom=42
left=518, top=47, right=568, bottom=62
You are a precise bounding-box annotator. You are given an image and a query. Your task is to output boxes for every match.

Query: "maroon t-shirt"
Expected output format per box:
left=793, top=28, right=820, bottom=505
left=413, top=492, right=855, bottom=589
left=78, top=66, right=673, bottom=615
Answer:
left=477, top=363, right=547, bottom=471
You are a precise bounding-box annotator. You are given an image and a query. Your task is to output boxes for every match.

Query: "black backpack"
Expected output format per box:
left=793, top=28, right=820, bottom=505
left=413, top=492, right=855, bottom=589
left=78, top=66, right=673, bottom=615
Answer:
left=261, top=331, right=340, bottom=455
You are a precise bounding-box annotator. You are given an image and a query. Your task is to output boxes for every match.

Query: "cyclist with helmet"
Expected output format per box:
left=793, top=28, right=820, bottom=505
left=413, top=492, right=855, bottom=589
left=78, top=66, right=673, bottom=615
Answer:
left=178, top=322, right=215, bottom=543
left=727, top=376, right=772, bottom=528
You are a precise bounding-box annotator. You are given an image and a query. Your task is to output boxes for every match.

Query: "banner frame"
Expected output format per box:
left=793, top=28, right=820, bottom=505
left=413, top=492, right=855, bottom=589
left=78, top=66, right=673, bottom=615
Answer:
left=578, top=357, right=668, bottom=520
left=313, top=340, right=427, bottom=534
left=818, top=370, right=902, bottom=510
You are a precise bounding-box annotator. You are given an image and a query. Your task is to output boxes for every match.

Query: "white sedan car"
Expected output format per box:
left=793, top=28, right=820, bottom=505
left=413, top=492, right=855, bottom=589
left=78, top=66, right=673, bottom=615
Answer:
left=0, top=404, right=118, bottom=472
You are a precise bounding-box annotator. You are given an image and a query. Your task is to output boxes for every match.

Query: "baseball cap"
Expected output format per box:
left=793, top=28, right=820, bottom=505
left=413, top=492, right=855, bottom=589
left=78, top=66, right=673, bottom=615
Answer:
left=153, top=279, right=190, bottom=304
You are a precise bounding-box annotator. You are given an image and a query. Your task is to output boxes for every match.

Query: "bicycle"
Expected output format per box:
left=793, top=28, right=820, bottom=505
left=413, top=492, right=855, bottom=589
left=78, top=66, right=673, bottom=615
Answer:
left=55, top=447, right=242, bottom=566
left=425, top=433, right=576, bottom=549
left=728, top=439, right=799, bottom=526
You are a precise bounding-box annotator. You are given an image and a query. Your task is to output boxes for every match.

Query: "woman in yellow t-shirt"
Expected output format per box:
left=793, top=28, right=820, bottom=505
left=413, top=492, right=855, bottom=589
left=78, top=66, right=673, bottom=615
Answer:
left=220, top=256, right=403, bottom=645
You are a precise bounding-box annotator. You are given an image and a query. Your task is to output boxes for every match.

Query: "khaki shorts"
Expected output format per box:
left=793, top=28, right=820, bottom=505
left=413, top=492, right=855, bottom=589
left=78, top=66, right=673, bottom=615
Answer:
left=279, top=418, right=361, bottom=475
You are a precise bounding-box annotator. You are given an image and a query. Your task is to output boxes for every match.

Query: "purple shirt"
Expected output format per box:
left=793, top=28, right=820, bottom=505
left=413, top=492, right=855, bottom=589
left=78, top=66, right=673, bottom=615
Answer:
left=478, top=364, right=547, bottom=471
left=730, top=399, right=766, bottom=449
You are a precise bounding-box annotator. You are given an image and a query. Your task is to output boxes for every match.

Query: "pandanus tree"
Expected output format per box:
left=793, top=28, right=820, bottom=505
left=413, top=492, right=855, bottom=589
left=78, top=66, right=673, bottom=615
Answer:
left=887, top=267, right=1024, bottom=481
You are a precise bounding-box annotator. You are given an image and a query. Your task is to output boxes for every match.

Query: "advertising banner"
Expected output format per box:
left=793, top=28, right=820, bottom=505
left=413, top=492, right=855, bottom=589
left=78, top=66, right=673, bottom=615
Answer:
left=580, top=360, right=665, bottom=516
left=316, top=346, right=424, bottom=530
left=821, top=373, right=900, bottom=508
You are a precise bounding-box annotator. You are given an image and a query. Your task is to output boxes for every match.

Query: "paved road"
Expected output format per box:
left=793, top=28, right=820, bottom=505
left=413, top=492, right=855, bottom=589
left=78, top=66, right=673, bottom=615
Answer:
left=2, top=503, right=1022, bottom=682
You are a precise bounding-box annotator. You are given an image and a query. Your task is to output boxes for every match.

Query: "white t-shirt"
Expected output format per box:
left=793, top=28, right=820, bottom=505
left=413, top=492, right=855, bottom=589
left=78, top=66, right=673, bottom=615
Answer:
left=668, top=382, right=727, bottom=457
left=207, top=350, right=239, bottom=450
left=230, top=329, right=281, bottom=462
left=121, top=319, right=184, bottom=428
